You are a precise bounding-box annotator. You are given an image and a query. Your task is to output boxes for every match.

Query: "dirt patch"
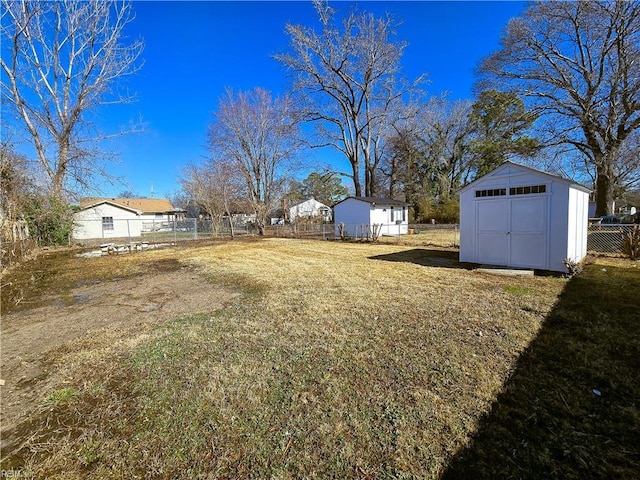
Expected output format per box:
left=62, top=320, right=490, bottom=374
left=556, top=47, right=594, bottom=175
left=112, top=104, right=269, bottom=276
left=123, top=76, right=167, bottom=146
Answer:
left=0, top=260, right=235, bottom=455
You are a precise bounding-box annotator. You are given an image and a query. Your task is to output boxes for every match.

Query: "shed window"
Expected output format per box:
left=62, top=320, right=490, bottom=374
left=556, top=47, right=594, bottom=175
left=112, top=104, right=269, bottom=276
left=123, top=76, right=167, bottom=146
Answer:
left=475, top=188, right=506, bottom=198
left=509, top=184, right=546, bottom=196
left=102, top=216, right=114, bottom=231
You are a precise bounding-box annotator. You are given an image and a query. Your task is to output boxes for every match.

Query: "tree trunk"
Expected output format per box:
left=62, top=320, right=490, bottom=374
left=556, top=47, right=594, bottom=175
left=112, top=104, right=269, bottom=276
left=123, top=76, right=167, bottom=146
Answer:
left=52, top=141, right=69, bottom=200
left=228, top=213, right=235, bottom=239
left=365, top=165, right=377, bottom=197
left=351, top=159, right=362, bottom=197
left=595, top=162, right=614, bottom=217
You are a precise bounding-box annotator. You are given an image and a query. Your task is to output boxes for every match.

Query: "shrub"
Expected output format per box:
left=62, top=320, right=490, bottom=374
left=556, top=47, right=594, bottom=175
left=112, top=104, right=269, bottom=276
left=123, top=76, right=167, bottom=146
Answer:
left=621, top=225, right=640, bottom=260
left=413, top=195, right=460, bottom=224
left=563, top=258, right=584, bottom=277
left=24, top=196, right=74, bottom=246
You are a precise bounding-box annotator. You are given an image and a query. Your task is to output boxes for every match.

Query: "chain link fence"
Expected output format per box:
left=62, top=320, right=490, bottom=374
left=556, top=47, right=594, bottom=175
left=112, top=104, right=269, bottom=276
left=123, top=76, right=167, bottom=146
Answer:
left=269, top=223, right=459, bottom=247
left=72, top=219, right=460, bottom=248
left=587, top=224, right=638, bottom=254
left=72, top=218, right=256, bottom=246
left=72, top=217, right=637, bottom=256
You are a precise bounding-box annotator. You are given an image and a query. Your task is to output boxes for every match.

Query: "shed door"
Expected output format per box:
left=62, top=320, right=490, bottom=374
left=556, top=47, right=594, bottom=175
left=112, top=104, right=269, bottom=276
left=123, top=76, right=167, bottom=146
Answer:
left=476, top=196, right=548, bottom=269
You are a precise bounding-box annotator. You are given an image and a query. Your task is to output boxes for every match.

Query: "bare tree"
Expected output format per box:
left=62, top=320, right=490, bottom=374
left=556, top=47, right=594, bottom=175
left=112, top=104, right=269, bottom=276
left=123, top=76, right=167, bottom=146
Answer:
left=479, top=1, right=640, bottom=216
left=383, top=98, right=474, bottom=202
left=276, top=0, right=425, bottom=197
left=180, top=159, right=245, bottom=237
left=614, top=130, right=640, bottom=196
left=1, top=0, right=144, bottom=199
left=208, top=88, right=301, bottom=234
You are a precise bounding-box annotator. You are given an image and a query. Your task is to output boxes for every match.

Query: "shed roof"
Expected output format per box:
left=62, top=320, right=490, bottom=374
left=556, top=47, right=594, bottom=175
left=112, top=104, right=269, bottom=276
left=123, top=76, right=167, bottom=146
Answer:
left=457, top=162, right=591, bottom=195
left=333, top=196, right=410, bottom=207
left=80, top=197, right=174, bottom=213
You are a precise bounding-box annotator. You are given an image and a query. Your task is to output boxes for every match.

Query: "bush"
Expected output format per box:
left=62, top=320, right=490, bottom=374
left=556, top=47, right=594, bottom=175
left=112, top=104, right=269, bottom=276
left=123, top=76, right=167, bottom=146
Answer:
left=24, top=196, right=74, bottom=246
left=413, top=196, right=460, bottom=224
left=621, top=225, right=640, bottom=260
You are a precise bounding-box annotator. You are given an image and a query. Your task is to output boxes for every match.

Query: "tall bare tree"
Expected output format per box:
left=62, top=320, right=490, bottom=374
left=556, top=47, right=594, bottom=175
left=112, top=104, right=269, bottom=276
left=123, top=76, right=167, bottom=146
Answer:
left=276, top=0, right=425, bottom=197
left=1, top=0, right=144, bottom=199
left=479, top=1, right=640, bottom=216
left=208, top=88, right=301, bottom=234
left=383, top=98, right=474, bottom=203
left=180, top=159, right=245, bottom=236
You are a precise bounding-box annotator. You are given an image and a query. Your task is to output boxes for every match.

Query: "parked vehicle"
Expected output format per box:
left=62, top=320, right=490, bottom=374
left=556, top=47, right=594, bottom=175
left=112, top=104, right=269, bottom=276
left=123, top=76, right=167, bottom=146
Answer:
left=596, top=215, right=623, bottom=224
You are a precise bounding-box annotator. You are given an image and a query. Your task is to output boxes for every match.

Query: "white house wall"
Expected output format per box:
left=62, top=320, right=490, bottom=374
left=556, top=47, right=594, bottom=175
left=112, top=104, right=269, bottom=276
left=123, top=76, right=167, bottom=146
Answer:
left=290, top=199, right=331, bottom=222
left=334, top=199, right=408, bottom=237
left=375, top=206, right=408, bottom=235
left=73, top=204, right=141, bottom=240
left=334, top=199, right=371, bottom=237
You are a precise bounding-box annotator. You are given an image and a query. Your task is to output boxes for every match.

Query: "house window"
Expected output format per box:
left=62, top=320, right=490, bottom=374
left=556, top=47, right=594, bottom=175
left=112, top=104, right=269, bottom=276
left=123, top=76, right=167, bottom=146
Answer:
left=155, top=213, right=164, bottom=219
left=102, top=216, right=114, bottom=231
left=509, top=184, right=546, bottom=196
left=390, top=208, right=395, bottom=222
left=402, top=207, right=406, bottom=222
left=475, top=188, right=507, bottom=198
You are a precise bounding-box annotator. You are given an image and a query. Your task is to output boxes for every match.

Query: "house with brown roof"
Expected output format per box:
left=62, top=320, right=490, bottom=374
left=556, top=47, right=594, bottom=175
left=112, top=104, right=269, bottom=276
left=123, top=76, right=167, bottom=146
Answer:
left=79, top=198, right=180, bottom=221
left=73, top=197, right=182, bottom=241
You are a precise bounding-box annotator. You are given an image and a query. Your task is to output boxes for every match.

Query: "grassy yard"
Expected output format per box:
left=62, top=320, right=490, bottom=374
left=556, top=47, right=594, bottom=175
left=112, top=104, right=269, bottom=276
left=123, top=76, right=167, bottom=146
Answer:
left=1, top=239, right=638, bottom=479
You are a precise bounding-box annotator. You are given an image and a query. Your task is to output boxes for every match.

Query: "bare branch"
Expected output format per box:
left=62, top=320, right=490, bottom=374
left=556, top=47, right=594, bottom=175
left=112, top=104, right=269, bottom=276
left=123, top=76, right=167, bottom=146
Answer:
left=478, top=0, right=640, bottom=215
left=1, top=0, right=144, bottom=199
left=276, top=1, right=426, bottom=196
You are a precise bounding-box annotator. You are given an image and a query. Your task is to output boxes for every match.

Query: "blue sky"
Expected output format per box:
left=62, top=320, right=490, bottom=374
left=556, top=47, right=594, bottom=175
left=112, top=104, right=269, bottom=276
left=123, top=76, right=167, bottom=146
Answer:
left=97, top=1, right=527, bottom=198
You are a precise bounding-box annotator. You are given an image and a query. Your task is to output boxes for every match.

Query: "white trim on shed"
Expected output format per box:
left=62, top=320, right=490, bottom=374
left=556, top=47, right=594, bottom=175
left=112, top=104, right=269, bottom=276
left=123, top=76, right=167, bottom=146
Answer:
left=458, top=162, right=590, bottom=272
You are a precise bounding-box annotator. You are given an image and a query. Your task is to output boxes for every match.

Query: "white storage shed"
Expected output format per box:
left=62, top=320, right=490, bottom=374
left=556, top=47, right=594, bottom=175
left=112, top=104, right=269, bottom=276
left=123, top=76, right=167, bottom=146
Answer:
left=458, top=162, right=590, bottom=272
left=333, top=197, right=410, bottom=237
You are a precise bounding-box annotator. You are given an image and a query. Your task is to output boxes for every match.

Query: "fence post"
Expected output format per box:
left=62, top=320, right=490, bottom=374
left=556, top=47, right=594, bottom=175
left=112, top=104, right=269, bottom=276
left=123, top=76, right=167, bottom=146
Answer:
left=173, top=217, right=177, bottom=243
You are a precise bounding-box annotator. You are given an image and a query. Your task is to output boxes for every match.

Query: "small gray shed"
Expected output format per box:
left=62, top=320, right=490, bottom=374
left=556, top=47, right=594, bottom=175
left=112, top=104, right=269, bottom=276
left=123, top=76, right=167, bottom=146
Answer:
left=458, top=162, right=590, bottom=272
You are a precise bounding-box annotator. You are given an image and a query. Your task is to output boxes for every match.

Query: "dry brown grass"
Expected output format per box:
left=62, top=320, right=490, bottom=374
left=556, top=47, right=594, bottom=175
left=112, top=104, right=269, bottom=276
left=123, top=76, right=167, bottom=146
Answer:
left=4, top=238, right=635, bottom=478
left=377, top=229, right=459, bottom=248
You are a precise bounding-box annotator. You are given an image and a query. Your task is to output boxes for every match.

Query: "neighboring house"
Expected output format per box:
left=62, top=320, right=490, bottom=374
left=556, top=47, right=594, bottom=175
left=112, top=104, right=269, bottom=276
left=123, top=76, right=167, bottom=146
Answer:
left=458, top=161, right=590, bottom=272
left=79, top=197, right=183, bottom=231
left=289, top=198, right=332, bottom=223
left=73, top=200, right=142, bottom=240
left=333, top=197, right=410, bottom=237
left=619, top=204, right=637, bottom=216
left=74, top=197, right=184, bottom=240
